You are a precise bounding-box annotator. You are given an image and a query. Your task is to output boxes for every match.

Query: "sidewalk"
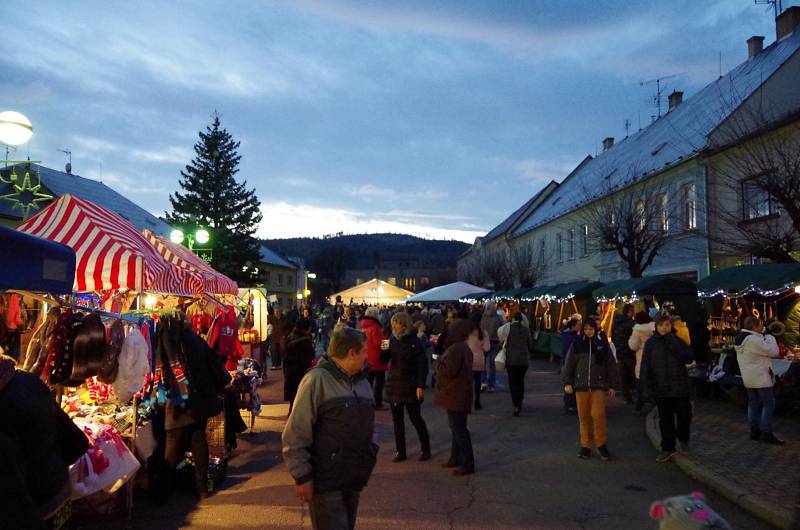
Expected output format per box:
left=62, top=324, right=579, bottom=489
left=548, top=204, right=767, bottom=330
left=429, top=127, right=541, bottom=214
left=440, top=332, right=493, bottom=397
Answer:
left=645, top=398, right=800, bottom=529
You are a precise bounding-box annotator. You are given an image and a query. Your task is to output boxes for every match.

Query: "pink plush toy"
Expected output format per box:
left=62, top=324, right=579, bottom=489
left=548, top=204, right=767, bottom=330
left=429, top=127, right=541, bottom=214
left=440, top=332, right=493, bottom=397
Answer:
left=649, top=491, right=732, bottom=530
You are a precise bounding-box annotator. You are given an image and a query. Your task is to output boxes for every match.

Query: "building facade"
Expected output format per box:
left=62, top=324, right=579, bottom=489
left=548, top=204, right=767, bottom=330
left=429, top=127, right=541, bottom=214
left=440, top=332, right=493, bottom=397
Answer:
left=257, top=244, right=299, bottom=310
left=459, top=12, right=800, bottom=287
left=343, top=257, right=457, bottom=293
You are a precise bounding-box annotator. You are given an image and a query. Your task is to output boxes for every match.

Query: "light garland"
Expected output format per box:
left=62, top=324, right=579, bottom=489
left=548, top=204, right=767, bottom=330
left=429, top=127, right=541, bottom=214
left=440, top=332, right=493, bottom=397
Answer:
left=697, top=284, right=800, bottom=299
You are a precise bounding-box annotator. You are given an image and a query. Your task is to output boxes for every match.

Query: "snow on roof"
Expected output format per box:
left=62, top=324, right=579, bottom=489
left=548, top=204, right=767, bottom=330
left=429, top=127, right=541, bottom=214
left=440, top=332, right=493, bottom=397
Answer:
left=259, top=244, right=296, bottom=269
left=0, top=163, right=173, bottom=236
left=512, top=30, right=800, bottom=236
left=481, top=183, right=556, bottom=243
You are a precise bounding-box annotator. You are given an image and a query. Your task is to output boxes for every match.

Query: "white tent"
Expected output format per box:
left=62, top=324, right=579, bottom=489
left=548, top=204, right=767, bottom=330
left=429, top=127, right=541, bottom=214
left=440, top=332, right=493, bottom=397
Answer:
left=404, top=281, right=491, bottom=303
left=332, top=278, right=414, bottom=305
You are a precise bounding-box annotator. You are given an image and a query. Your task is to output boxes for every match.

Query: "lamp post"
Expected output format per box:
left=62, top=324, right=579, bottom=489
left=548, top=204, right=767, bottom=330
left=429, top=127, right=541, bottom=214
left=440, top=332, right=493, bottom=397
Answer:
left=303, top=271, right=316, bottom=303
left=170, top=228, right=210, bottom=252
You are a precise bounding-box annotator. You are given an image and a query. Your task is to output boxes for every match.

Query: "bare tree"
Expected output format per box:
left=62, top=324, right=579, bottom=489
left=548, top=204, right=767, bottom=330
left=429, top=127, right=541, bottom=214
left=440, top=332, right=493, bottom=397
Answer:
left=480, top=249, right=514, bottom=290
left=509, top=240, right=549, bottom=287
left=580, top=176, right=676, bottom=278
left=707, top=100, right=800, bottom=263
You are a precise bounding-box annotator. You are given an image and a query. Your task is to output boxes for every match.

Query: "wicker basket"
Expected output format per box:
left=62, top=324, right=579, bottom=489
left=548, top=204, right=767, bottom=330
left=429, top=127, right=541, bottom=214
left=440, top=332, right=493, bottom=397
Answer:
left=205, top=411, right=226, bottom=457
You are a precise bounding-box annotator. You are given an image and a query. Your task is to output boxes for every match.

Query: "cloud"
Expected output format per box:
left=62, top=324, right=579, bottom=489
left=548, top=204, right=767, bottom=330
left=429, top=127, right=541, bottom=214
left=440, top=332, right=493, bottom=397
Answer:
left=130, top=146, right=193, bottom=165
left=349, top=184, right=448, bottom=201
left=84, top=170, right=166, bottom=196
left=70, top=135, right=119, bottom=153
left=257, top=201, right=484, bottom=242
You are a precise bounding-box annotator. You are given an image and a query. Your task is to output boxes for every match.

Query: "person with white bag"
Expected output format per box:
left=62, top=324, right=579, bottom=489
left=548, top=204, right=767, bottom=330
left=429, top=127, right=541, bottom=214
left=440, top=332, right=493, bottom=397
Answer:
left=498, top=312, right=532, bottom=417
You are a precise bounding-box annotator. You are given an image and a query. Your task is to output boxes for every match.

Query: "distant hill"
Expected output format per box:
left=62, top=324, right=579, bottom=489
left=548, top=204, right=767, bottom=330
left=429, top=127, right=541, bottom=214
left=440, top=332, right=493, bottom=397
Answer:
left=262, top=233, right=469, bottom=269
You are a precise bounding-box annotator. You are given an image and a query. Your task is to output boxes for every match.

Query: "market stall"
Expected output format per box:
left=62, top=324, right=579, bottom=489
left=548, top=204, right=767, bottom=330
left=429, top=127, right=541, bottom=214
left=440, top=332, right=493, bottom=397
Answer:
left=406, top=281, right=490, bottom=304
left=332, top=278, right=414, bottom=305
left=521, top=281, right=603, bottom=358
left=696, top=264, right=800, bottom=405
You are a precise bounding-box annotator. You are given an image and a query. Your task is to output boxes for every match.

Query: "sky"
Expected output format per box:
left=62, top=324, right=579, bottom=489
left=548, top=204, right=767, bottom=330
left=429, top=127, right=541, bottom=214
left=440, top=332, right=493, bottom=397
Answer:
left=2, top=0, right=794, bottom=243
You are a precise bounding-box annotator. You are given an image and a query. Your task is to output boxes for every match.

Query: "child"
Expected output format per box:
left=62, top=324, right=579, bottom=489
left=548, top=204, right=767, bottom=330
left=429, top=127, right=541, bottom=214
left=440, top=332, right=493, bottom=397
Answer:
left=562, top=319, right=618, bottom=460
left=640, top=314, right=694, bottom=462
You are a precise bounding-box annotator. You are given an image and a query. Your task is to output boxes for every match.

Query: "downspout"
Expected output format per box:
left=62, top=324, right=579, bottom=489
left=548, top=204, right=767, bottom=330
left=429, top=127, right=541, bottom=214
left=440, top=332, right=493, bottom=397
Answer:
left=702, top=163, right=712, bottom=278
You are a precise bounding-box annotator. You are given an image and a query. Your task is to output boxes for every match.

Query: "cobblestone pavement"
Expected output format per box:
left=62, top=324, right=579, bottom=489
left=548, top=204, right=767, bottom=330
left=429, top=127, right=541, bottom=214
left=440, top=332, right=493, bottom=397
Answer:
left=647, top=395, right=800, bottom=528
left=69, top=362, right=773, bottom=529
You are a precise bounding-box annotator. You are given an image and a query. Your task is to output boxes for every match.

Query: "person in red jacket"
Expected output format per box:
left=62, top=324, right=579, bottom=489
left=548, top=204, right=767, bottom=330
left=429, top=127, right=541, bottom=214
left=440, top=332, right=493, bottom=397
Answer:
left=360, top=307, right=388, bottom=410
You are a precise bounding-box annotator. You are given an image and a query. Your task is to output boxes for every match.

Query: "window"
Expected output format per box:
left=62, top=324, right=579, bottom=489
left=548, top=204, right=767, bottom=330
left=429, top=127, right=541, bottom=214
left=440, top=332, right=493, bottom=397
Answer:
left=277, top=274, right=283, bottom=286
left=682, top=183, right=697, bottom=229
left=403, top=277, right=416, bottom=291
left=656, top=193, right=669, bottom=232
left=567, top=228, right=575, bottom=260
left=355, top=278, right=363, bottom=285
left=634, top=200, right=646, bottom=231
left=556, top=233, right=563, bottom=263
left=388, top=277, right=397, bottom=286
left=581, top=224, right=589, bottom=256
left=742, top=179, right=777, bottom=220
left=539, top=238, right=546, bottom=265
left=420, top=276, right=430, bottom=287
left=264, top=271, right=271, bottom=285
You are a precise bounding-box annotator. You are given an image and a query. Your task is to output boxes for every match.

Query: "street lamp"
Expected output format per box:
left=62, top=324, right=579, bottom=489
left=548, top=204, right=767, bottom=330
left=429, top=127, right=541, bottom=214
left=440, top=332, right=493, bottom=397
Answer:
left=0, top=111, right=34, bottom=146
left=170, top=227, right=210, bottom=251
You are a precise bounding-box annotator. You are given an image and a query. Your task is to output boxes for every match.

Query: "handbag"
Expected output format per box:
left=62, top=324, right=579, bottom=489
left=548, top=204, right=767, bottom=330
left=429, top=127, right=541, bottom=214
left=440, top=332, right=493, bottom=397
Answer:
left=495, top=340, right=507, bottom=365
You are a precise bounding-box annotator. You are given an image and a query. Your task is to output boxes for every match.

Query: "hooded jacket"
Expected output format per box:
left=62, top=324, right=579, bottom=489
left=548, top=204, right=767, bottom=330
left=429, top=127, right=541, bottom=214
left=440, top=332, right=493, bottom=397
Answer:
left=360, top=316, right=387, bottom=372
left=734, top=329, right=780, bottom=389
left=611, top=314, right=635, bottom=360
left=561, top=335, right=618, bottom=391
left=628, top=322, right=655, bottom=378
left=503, top=321, right=532, bottom=367
left=0, top=355, right=88, bottom=529
left=381, top=332, right=428, bottom=403
left=282, top=356, right=377, bottom=493
left=640, top=332, right=694, bottom=400
left=433, top=319, right=473, bottom=412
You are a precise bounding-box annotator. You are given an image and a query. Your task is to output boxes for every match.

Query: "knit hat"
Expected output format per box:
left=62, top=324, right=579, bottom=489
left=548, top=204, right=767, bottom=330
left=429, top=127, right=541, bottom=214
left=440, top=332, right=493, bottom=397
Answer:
left=98, top=319, right=125, bottom=384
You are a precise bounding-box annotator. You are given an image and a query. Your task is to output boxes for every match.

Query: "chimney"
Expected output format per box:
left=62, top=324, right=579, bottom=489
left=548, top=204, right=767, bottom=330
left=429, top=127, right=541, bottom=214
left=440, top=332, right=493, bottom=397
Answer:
left=668, top=90, right=683, bottom=111
left=747, top=36, right=764, bottom=58
left=776, top=6, right=800, bottom=41
left=602, top=137, right=614, bottom=151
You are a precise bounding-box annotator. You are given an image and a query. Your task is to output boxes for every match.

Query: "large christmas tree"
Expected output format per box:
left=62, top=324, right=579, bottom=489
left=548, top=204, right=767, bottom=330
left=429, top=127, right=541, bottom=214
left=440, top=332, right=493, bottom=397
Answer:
left=167, top=112, right=262, bottom=283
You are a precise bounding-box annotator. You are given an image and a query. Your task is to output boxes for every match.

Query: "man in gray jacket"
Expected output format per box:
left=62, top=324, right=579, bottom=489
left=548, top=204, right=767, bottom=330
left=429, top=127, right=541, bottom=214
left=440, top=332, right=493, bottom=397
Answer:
left=282, top=326, right=378, bottom=530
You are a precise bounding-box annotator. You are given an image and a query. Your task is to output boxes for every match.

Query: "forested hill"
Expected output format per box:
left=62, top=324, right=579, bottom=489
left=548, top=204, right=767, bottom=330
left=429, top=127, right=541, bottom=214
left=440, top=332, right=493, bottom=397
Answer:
left=262, top=233, right=470, bottom=269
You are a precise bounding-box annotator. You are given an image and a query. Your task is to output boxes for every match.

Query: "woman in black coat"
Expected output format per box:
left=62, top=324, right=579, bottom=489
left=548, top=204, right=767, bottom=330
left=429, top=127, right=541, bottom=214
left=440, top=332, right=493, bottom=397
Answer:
left=381, top=311, right=431, bottom=462
left=283, top=319, right=316, bottom=413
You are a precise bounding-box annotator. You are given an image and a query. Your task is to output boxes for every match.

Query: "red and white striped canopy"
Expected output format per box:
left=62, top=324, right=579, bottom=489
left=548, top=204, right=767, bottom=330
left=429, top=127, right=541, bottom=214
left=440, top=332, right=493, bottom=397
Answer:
left=143, top=229, right=238, bottom=295
left=17, top=194, right=203, bottom=294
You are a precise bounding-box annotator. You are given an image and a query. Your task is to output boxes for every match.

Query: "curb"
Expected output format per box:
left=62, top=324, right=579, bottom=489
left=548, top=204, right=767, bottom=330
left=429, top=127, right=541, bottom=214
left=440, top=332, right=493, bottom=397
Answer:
left=644, top=408, right=795, bottom=530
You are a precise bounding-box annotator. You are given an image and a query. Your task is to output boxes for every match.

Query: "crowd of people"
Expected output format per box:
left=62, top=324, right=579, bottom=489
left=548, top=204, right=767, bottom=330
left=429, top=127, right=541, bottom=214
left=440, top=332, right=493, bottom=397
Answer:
left=276, top=298, right=787, bottom=530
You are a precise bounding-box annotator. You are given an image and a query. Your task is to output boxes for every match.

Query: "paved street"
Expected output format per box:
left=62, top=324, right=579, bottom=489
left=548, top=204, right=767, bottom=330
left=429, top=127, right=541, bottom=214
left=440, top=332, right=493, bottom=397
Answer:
left=70, top=361, right=772, bottom=529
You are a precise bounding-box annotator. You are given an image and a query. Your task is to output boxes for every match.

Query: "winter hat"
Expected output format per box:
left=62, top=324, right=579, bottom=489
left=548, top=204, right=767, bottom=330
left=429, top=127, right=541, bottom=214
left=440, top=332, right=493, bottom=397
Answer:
left=70, top=313, right=107, bottom=382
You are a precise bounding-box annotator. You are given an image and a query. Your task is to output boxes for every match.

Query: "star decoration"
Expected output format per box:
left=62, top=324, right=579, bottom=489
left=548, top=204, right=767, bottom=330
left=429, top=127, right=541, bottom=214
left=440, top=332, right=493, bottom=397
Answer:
left=0, top=168, right=53, bottom=219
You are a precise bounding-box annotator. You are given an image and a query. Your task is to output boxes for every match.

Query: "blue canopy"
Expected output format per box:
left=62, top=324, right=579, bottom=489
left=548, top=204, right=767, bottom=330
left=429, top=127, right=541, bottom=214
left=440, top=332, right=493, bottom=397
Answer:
left=0, top=225, right=76, bottom=294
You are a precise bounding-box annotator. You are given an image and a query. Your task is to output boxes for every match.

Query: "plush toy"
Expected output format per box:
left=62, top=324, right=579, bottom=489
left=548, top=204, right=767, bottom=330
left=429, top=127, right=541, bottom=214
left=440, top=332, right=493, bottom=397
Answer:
left=649, top=492, right=732, bottom=530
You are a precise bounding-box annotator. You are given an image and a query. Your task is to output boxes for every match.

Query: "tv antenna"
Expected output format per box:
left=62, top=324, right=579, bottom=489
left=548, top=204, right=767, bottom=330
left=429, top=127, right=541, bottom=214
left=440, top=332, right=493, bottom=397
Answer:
left=57, top=148, right=72, bottom=174
left=755, top=0, right=783, bottom=18
left=640, top=72, right=684, bottom=118
left=624, top=119, right=631, bottom=138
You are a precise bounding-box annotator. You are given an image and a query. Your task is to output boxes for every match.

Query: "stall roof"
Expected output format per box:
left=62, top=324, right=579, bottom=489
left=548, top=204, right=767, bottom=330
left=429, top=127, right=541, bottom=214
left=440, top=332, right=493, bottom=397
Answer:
left=332, top=278, right=414, bottom=305
left=593, top=276, right=696, bottom=300
left=492, top=287, right=530, bottom=300
left=522, top=281, right=603, bottom=301
left=697, top=264, right=800, bottom=298
left=406, top=281, right=491, bottom=303
left=0, top=225, right=76, bottom=294
left=17, top=194, right=202, bottom=294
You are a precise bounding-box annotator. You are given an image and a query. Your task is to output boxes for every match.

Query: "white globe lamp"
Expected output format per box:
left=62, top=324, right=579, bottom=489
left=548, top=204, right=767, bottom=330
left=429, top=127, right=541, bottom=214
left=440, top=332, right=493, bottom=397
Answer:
left=0, top=111, right=34, bottom=146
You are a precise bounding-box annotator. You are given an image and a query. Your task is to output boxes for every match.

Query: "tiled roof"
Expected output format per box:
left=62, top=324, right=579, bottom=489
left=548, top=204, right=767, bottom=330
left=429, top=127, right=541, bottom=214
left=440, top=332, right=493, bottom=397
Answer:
left=512, top=29, right=800, bottom=235
left=0, top=163, right=173, bottom=236
left=259, top=244, right=296, bottom=269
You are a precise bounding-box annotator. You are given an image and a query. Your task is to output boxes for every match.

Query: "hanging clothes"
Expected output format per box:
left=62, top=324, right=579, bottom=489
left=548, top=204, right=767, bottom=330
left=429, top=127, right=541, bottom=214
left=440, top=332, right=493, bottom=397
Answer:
left=208, top=306, right=244, bottom=371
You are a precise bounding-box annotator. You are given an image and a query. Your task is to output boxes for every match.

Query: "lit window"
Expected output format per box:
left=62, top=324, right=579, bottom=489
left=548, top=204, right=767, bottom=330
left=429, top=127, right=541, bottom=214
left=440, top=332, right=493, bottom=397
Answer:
left=635, top=200, right=646, bottom=231
left=656, top=193, right=669, bottom=232
left=388, top=277, right=397, bottom=286
left=682, top=183, right=697, bottom=229
left=355, top=278, right=362, bottom=285
left=420, top=276, right=430, bottom=286
left=581, top=225, right=589, bottom=256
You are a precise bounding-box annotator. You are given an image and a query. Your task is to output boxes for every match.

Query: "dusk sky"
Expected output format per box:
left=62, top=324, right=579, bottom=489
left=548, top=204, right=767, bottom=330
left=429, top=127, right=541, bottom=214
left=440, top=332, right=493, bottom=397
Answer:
left=3, top=1, right=793, bottom=242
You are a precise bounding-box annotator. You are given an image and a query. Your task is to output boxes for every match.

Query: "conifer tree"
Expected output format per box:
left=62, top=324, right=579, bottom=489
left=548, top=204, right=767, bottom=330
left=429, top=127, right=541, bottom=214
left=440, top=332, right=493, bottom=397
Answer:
left=167, top=111, right=262, bottom=283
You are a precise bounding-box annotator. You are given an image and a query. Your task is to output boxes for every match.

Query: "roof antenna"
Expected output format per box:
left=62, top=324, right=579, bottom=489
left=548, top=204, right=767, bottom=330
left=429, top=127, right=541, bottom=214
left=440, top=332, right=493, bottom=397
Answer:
left=624, top=119, right=631, bottom=138
left=640, top=72, right=684, bottom=118
left=755, top=0, right=782, bottom=18
left=638, top=110, right=642, bottom=132
left=57, top=148, right=72, bottom=174
left=718, top=51, right=723, bottom=79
